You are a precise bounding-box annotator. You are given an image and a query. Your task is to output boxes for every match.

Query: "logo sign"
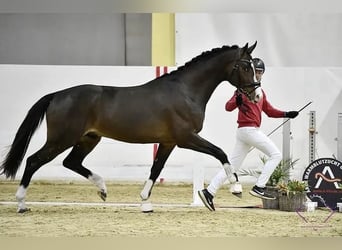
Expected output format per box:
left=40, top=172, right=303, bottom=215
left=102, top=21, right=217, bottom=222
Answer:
left=303, top=158, right=342, bottom=210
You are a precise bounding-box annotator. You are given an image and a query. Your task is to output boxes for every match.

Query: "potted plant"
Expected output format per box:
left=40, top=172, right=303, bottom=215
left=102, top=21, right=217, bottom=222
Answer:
left=277, top=180, right=308, bottom=212
left=262, top=156, right=299, bottom=209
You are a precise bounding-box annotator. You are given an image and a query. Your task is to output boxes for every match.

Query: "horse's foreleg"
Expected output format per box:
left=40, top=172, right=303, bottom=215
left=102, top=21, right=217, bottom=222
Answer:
left=177, top=133, right=238, bottom=183
left=140, top=143, right=175, bottom=212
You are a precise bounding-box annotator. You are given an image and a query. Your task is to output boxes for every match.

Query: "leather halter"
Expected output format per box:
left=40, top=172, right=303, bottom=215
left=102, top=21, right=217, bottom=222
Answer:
left=230, top=59, right=261, bottom=99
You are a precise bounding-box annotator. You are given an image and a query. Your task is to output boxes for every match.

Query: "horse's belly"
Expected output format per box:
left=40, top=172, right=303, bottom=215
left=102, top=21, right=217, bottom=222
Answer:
left=94, top=122, right=174, bottom=144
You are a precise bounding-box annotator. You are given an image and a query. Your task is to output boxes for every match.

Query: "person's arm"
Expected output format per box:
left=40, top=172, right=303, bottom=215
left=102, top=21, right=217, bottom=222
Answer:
left=262, top=91, right=286, bottom=118
left=262, top=91, right=298, bottom=118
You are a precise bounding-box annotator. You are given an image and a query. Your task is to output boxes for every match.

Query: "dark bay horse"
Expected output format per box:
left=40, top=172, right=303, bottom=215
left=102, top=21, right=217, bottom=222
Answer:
left=0, top=42, right=261, bottom=213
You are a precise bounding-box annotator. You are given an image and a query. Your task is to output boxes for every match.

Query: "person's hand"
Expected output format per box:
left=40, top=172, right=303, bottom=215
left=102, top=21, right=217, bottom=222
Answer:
left=285, top=111, right=299, bottom=118
left=236, top=94, right=243, bottom=106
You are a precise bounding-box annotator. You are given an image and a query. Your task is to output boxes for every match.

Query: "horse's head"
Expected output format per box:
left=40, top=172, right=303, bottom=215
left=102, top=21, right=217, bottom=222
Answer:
left=229, top=41, right=262, bottom=103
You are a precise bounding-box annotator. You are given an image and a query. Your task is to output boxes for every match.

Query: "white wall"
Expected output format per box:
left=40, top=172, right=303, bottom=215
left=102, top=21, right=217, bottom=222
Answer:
left=175, top=13, right=342, bottom=67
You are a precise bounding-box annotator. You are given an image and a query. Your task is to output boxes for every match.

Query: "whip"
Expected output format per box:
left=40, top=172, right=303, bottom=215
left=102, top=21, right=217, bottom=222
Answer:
left=248, top=101, right=312, bottom=153
left=267, top=101, right=312, bottom=137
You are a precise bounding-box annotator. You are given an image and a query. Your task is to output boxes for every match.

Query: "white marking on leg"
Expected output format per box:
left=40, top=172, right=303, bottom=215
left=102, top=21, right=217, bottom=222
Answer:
left=15, top=185, right=27, bottom=211
left=140, top=179, right=153, bottom=200
left=88, top=173, right=107, bottom=193
left=223, top=163, right=238, bottom=183
left=223, top=163, right=233, bottom=178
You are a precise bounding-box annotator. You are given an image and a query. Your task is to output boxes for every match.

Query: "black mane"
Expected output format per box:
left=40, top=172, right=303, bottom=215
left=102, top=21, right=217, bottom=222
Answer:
left=161, top=45, right=239, bottom=78
left=182, top=45, right=239, bottom=68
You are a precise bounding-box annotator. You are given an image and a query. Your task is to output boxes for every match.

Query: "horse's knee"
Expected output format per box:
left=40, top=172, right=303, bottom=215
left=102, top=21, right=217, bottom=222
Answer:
left=62, top=157, right=83, bottom=172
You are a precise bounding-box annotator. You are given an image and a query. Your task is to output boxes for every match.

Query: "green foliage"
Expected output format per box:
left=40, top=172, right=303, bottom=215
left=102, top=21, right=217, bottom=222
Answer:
left=262, top=156, right=299, bottom=186
left=277, top=179, right=308, bottom=194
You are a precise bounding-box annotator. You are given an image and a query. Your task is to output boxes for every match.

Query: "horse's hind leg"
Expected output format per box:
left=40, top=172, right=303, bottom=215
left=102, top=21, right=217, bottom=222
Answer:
left=140, top=143, right=175, bottom=212
left=16, top=143, right=68, bottom=213
left=62, top=133, right=107, bottom=201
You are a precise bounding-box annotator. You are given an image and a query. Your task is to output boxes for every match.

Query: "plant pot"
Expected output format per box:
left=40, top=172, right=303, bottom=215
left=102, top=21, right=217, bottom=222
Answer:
left=278, top=191, right=306, bottom=212
left=262, top=186, right=279, bottom=209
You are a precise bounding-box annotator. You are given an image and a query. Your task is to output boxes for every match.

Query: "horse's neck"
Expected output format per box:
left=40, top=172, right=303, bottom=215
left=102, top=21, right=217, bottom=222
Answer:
left=179, top=64, right=227, bottom=105
left=175, top=48, right=238, bottom=107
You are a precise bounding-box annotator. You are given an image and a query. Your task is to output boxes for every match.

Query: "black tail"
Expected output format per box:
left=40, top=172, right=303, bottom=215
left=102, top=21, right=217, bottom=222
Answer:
left=0, top=93, right=55, bottom=179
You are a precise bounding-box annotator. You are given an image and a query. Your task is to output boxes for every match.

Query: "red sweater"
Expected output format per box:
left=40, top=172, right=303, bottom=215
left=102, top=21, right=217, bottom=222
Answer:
left=225, top=90, right=285, bottom=128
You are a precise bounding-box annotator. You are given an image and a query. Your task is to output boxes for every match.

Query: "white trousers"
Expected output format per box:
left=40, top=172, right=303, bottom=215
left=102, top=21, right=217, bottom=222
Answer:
left=207, top=127, right=282, bottom=196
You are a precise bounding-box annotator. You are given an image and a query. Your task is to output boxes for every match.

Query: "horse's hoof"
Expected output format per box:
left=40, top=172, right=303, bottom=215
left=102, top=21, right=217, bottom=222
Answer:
left=17, top=208, right=31, bottom=213
left=232, top=192, right=242, bottom=199
left=97, top=190, right=107, bottom=201
left=140, top=201, right=153, bottom=213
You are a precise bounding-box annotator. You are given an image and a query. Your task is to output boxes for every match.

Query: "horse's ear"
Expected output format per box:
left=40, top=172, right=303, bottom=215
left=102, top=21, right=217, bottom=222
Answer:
left=240, top=43, right=249, bottom=56
left=247, top=41, right=257, bottom=54
left=242, top=43, right=249, bottom=53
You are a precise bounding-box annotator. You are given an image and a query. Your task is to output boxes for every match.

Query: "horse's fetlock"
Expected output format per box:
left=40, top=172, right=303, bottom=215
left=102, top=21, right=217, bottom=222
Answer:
left=15, top=185, right=27, bottom=201
left=89, top=173, right=107, bottom=193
